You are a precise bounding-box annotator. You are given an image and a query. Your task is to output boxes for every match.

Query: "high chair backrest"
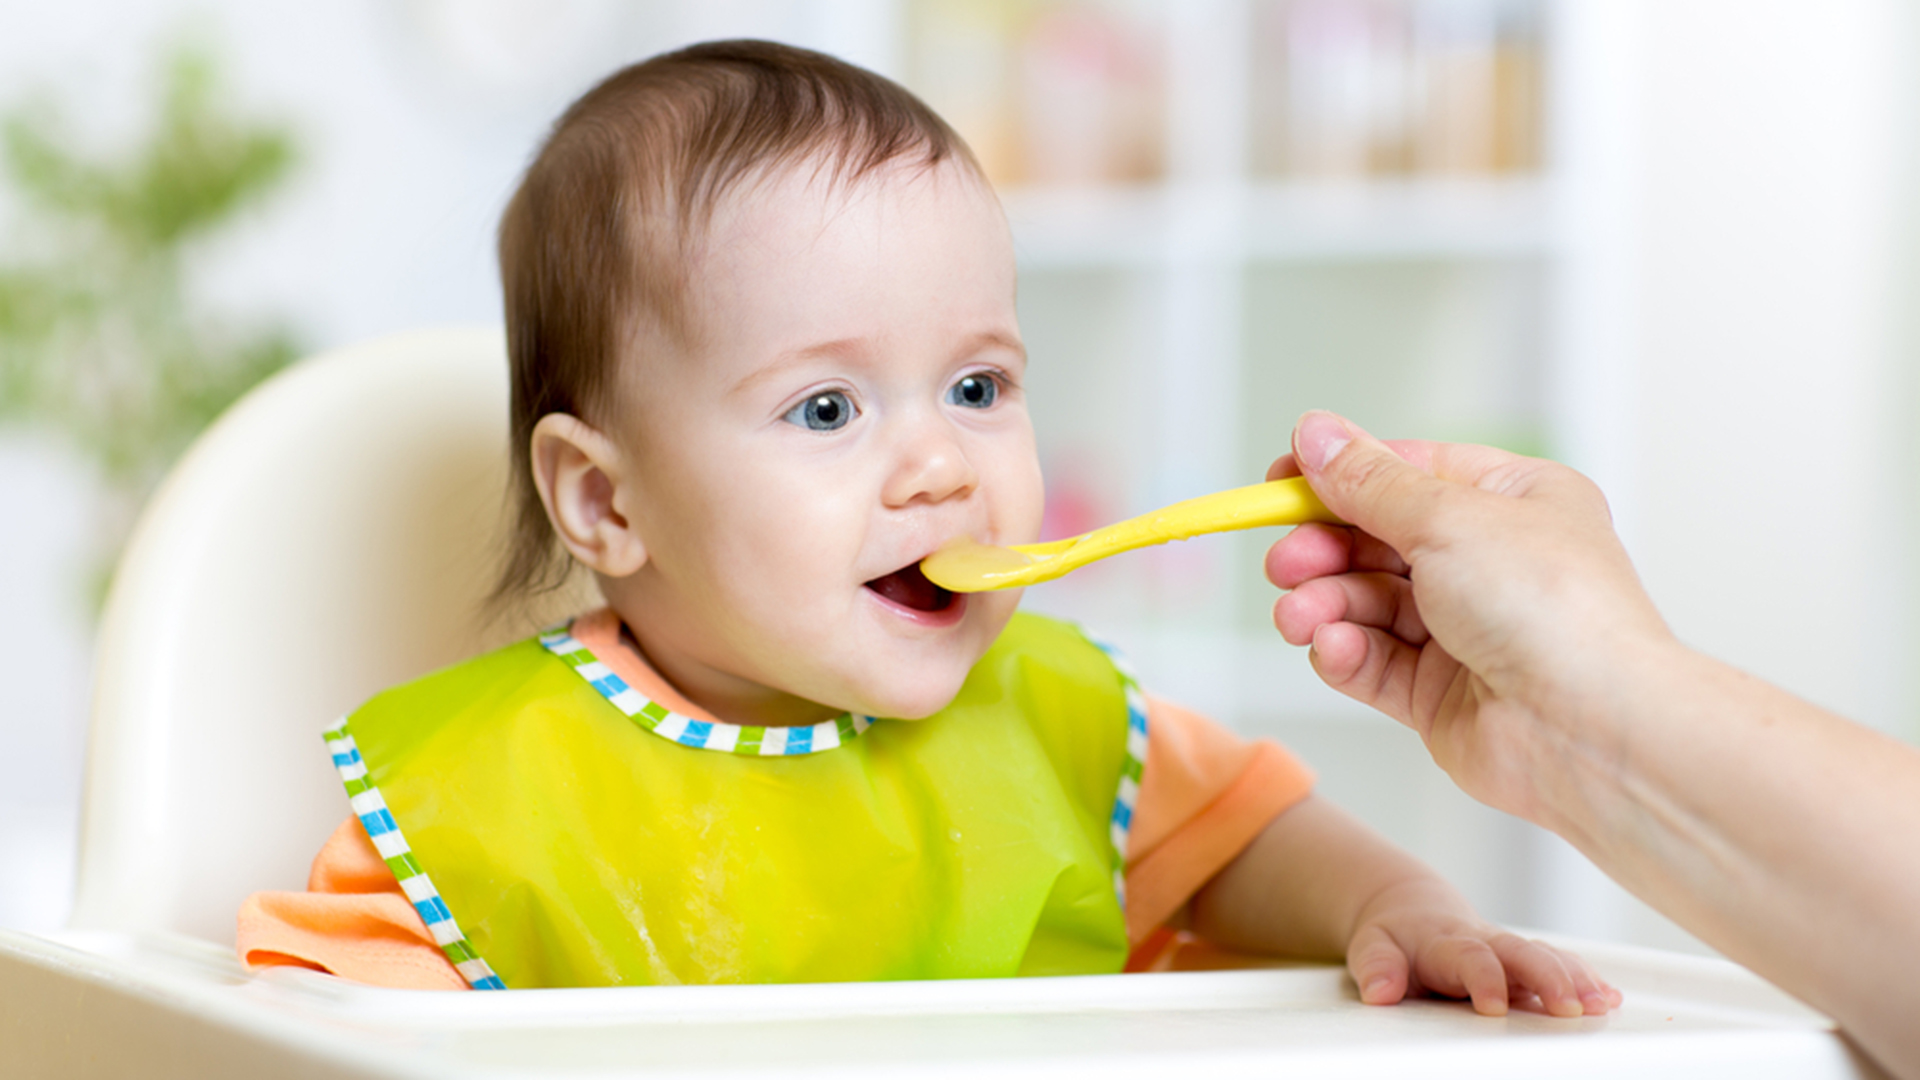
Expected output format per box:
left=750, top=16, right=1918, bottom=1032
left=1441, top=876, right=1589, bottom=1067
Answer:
left=70, top=328, right=598, bottom=942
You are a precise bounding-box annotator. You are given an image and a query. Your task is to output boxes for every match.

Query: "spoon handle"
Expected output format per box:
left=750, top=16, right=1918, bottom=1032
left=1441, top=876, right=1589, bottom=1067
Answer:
left=1069, top=477, right=1344, bottom=561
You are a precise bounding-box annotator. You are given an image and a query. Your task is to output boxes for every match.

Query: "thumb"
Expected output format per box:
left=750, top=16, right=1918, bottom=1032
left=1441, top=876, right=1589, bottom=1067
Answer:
left=1292, top=411, right=1453, bottom=559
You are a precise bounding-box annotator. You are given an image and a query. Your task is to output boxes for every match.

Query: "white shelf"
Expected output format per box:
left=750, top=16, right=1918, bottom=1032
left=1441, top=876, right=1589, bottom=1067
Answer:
left=1242, top=178, right=1555, bottom=261
left=1003, top=178, right=1555, bottom=269
left=1002, top=186, right=1167, bottom=268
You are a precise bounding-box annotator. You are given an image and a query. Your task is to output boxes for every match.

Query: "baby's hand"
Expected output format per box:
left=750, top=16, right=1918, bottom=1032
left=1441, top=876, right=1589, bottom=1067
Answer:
left=1347, top=880, right=1622, bottom=1017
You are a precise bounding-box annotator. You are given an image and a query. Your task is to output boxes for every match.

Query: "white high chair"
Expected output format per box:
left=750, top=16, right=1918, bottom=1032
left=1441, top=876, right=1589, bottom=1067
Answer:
left=0, top=329, right=1878, bottom=1078
left=67, top=325, right=595, bottom=943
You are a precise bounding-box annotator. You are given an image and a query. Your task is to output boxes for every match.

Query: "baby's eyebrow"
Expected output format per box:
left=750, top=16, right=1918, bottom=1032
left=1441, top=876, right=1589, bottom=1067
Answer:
left=729, top=330, right=1025, bottom=398
left=957, top=329, right=1027, bottom=365
left=729, top=337, right=868, bottom=398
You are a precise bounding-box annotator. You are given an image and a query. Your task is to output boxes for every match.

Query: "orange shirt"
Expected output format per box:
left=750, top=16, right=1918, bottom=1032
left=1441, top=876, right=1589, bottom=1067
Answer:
left=238, top=612, right=1315, bottom=989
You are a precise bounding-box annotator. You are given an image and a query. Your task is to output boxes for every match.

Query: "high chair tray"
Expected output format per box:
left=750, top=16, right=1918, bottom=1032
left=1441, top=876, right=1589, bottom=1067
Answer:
left=0, top=928, right=1883, bottom=1079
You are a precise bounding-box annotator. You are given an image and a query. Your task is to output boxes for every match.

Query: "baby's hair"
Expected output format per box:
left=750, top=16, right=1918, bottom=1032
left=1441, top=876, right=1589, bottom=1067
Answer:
left=494, top=39, right=980, bottom=605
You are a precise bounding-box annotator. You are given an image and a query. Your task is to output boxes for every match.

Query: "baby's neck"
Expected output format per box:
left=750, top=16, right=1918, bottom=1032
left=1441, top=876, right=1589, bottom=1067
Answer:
left=615, top=617, right=842, bottom=729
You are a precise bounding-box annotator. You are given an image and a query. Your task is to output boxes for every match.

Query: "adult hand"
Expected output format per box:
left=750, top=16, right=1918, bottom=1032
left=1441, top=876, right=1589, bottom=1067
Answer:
left=1266, top=411, right=1920, bottom=1080
left=1264, top=411, right=1672, bottom=823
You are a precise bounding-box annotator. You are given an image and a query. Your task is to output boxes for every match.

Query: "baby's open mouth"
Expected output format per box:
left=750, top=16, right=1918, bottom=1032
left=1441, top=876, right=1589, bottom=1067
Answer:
left=865, top=561, right=956, bottom=613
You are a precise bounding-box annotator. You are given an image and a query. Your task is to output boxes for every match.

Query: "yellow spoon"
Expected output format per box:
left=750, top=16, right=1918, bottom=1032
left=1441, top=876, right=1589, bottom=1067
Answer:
left=921, top=476, right=1344, bottom=593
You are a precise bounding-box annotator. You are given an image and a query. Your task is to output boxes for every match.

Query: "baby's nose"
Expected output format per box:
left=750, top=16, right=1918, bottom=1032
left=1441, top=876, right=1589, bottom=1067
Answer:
left=882, top=422, right=978, bottom=508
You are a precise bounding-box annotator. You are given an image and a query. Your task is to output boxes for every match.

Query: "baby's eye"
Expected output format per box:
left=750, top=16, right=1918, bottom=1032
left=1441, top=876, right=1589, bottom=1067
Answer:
left=784, top=390, right=857, bottom=431
left=947, top=374, right=998, bottom=410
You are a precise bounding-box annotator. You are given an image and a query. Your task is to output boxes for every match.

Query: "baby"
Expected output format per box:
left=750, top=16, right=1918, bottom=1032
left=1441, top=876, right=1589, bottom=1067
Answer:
left=238, top=40, right=1618, bottom=1015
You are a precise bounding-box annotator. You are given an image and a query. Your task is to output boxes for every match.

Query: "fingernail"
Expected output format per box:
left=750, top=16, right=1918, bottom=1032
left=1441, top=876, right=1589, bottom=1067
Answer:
left=1296, top=411, right=1352, bottom=472
left=1364, top=977, right=1391, bottom=999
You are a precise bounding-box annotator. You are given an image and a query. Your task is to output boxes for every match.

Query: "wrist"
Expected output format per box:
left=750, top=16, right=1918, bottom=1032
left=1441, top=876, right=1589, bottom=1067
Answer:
left=1522, top=631, right=1703, bottom=849
left=1346, top=870, right=1476, bottom=942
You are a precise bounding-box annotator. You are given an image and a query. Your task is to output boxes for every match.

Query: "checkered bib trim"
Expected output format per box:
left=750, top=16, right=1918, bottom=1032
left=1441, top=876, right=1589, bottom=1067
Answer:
left=538, top=626, right=875, bottom=756
left=324, top=719, right=506, bottom=990
left=1077, top=627, right=1149, bottom=909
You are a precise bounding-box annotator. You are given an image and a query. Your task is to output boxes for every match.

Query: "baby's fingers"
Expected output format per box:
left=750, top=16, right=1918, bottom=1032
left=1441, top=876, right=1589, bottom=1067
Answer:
left=1556, top=947, right=1624, bottom=1015
left=1346, top=924, right=1411, bottom=1006
left=1415, top=936, right=1511, bottom=1017
left=1482, top=933, right=1589, bottom=1014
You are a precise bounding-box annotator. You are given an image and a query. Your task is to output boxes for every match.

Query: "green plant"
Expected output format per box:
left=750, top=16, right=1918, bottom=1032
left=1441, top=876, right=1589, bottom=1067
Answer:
left=0, top=45, right=302, bottom=598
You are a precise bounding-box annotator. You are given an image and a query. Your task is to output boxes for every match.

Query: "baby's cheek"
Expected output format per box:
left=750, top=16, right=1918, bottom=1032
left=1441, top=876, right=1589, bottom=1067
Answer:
left=998, top=458, right=1047, bottom=544
left=733, top=510, right=856, bottom=597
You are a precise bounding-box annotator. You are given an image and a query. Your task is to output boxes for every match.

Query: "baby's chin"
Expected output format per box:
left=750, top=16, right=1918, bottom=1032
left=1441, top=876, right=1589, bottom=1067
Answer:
left=801, top=589, right=1020, bottom=719
left=826, top=663, right=973, bottom=721
left=804, top=632, right=993, bottom=720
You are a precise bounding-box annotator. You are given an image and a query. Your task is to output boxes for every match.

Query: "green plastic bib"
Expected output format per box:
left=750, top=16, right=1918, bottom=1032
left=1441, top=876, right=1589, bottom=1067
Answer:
left=326, top=612, right=1145, bottom=989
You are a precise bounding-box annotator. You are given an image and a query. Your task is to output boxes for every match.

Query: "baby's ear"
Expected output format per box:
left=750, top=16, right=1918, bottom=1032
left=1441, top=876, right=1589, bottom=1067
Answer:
left=529, top=414, right=648, bottom=576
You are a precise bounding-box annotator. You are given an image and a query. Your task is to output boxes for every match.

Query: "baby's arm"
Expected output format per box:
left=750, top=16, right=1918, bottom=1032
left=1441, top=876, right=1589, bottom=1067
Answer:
left=1184, top=794, right=1620, bottom=1017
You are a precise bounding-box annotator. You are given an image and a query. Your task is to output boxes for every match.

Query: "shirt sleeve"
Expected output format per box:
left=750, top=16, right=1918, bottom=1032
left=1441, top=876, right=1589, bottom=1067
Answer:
left=1120, top=695, right=1317, bottom=947
left=235, top=817, right=466, bottom=990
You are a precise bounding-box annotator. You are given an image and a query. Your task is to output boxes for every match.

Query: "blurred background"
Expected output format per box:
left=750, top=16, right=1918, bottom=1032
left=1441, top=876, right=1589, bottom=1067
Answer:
left=2, top=0, right=1914, bottom=958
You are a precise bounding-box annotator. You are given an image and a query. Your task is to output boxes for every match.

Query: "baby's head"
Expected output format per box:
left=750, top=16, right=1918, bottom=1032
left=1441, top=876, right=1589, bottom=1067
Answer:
left=498, top=41, right=1043, bottom=727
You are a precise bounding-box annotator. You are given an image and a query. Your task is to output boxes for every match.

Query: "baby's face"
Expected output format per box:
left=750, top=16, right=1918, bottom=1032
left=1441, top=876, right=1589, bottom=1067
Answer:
left=606, top=158, right=1041, bottom=724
